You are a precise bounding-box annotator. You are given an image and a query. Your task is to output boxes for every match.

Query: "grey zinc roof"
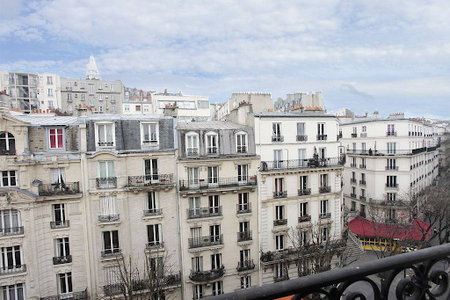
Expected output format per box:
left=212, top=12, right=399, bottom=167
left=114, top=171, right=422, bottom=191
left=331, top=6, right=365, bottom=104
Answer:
left=13, top=115, right=82, bottom=126
left=252, top=111, right=336, bottom=118
left=83, top=113, right=170, bottom=121
left=176, top=120, right=248, bottom=130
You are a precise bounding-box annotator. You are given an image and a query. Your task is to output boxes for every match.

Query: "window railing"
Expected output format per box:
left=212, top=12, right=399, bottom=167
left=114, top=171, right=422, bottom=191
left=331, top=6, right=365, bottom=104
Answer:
left=360, top=132, right=367, bottom=137
left=359, top=180, right=366, bottom=185
left=359, top=164, right=366, bottom=169
left=385, top=183, right=399, bottom=189
left=187, top=207, right=222, bottom=219
left=146, top=241, right=164, bottom=250
left=101, top=248, right=122, bottom=258
left=237, top=259, right=255, bottom=272
left=272, top=135, right=284, bottom=142
left=189, top=266, right=225, bottom=282
left=187, top=148, right=199, bottom=156
left=40, top=289, right=89, bottom=300
left=237, top=145, right=247, bottom=153
left=127, top=174, right=174, bottom=188
left=38, top=182, right=80, bottom=196
left=360, top=196, right=367, bottom=201
left=143, top=208, right=162, bottom=216
left=96, top=177, right=117, bottom=189
left=273, top=191, right=287, bottom=198
left=385, top=166, right=399, bottom=170
left=98, top=214, right=120, bottom=223
left=350, top=178, right=357, bottom=183
left=50, top=220, right=70, bottom=229
left=0, top=264, right=26, bottom=276
left=351, top=133, right=357, bottom=138
left=0, top=149, right=15, bottom=156
left=189, top=235, right=223, bottom=249
left=273, top=219, right=288, bottom=226
left=205, top=243, right=450, bottom=300
left=298, top=215, right=311, bottom=223
left=207, top=147, right=218, bottom=154
left=98, top=141, right=114, bottom=147
left=296, top=135, right=308, bottom=141
left=386, top=131, right=397, bottom=136
left=317, top=134, right=327, bottom=141
left=319, top=212, right=331, bottom=219
left=179, top=176, right=256, bottom=191
left=260, top=157, right=344, bottom=172
left=319, top=186, right=331, bottom=193
left=236, top=203, right=252, bottom=214
left=350, top=193, right=357, bottom=199
left=0, top=226, right=24, bottom=236
left=298, top=188, right=311, bottom=196
left=53, top=255, right=72, bottom=265
left=237, top=230, right=252, bottom=242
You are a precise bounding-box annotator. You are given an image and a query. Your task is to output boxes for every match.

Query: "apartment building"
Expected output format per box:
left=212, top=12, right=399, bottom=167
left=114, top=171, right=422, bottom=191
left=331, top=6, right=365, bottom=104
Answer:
left=152, top=91, right=210, bottom=121
left=215, top=92, right=273, bottom=121
left=123, top=87, right=153, bottom=114
left=340, top=118, right=440, bottom=223
left=253, top=112, right=344, bottom=284
left=37, top=73, right=61, bottom=111
left=0, top=112, right=89, bottom=299
left=176, top=121, right=260, bottom=298
left=0, top=71, right=39, bottom=112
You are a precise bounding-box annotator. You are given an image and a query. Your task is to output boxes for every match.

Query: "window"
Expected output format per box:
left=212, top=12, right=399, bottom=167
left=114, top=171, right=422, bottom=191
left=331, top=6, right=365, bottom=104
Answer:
left=361, top=158, right=366, bottom=168
left=320, top=200, right=328, bottom=217
left=58, top=273, right=72, bottom=295
left=56, top=237, right=70, bottom=258
left=237, top=164, right=248, bottom=182
left=320, top=174, right=328, bottom=188
left=275, top=205, right=285, bottom=220
left=80, top=81, right=86, bottom=89
left=361, top=173, right=366, bottom=183
left=144, top=159, right=158, bottom=181
left=89, top=85, right=94, bottom=95
left=124, top=105, right=130, bottom=112
left=321, top=227, right=328, bottom=242
left=99, top=196, right=117, bottom=219
left=189, top=197, right=201, bottom=217
left=318, top=147, right=326, bottom=159
left=300, top=202, right=308, bottom=217
left=186, top=132, right=199, bottom=156
left=102, top=230, right=120, bottom=255
left=98, top=161, right=115, bottom=188
left=236, top=132, right=248, bottom=153
left=297, top=122, right=306, bottom=141
left=275, top=263, right=286, bottom=279
left=67, top=93, right=72, bottom=101
left=98, top=82, right=103, bottom=90
left=1, top=283, right=24, bottom=300
left=0, top=132, right=15, bottom=154
left=207, top=166, right=218, bottom=185
left=317, top=123, right=326, bottom=140
left=241, top=275, right=251, bottom=289
left=193, top=285, right=203, bottom=299
left=197, top=100, right=209, bottom=108
left=98, top=105, right=103, bottom=112
left=387, top=142, right=396, bottom=154
left=351, top=201, right=356, bottom=211
left=209, top=225, right=220, bottom=242
left=47, top=76, right=53, bottom=84
left=362, top=126, right=366, bottom=132
left=147, top=192, right=159, bottom=213
left=53, top=204, right=66, bottom=226
left=47, top=88, right=53, bottom=97
left=386, top=176, right=397, bottom=188
left=211, top=253, right=222, bottom=270
left=212, top=281, right=223, bottom=296
left=275, top=234, right=285, bottom=250
left=188, top=168, right=199, bottom=187
left=104, top=266, right=121, bottom=290
left=238, top=193, right=249, bottom=212
left=48, top=128, right=64, bottom=150
left=239, top=221, right=249, bottom=235
left=361, top=143, right=366, bottom=154
left=387, top=193, right=396, bottom=202
left=96, top=123, right=115, bottom=147
left=50, top=168, right=65, bottom=185
left=387, top=158, right=397, bottom=170
left=209, top=195, right=220, bottom=214
left=298, top=148, right=306, bottom=167
left=388, top=209, right=397, bottom=221
left=272, top=123, right=282, bottom=141
left=274, top=178, right=284, bottom=193
left=48, top=100, right=54, bottom=109
left=301, top=230, right=309, bottom=245
left=206, top=132, right=218, bottom=154
left=192, top=256, right=203, bottom=272
left=299, top=176, right=308, bottom=192
left=352, top=143, right=356, bottom=153
left=0, top=210, right=21, bottom=236
left=110, top=84, right=115, bottom=92
left=1, top=246, right=22, bottom=271
left=111, top=106, right=116, bottom=113
left=274, top=149, right=283, bottom=168
left=387, top=124, right=395, bottom=136
left=1, top=171, right=16, bottom=187
left=141, top=123, right=158, bottom=144
left=147, top=224, right=163, bottom=247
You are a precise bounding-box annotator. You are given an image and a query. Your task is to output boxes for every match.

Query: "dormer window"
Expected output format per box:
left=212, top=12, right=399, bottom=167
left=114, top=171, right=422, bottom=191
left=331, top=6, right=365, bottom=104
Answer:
left=96, top=123, right=115, bottom=148
left=48, top=128, right=64, bottom=150
left=236, top=132, right=248, bottom=153
left=0, top=132, right=15, bottom=155
left=186, top=132, right=199, bottom=156
left=141, top=123, right=158, bottom=146
left=205, top=132, right=218, bottom=155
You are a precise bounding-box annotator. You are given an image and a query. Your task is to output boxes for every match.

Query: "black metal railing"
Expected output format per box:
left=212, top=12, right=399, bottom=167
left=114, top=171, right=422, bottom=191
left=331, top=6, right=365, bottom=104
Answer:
left=0, top=264, right=26, bottom=275
left=237, top=145, right=247, bottom=153
left=189, top=266, right=225, bottom=282
left=385, top=184, right=399, bottom=189
left=237, top=231, right=252, bottom=242
left=298, top=188, right=311, bottom=196
left=298, top=215, right=311, bottom=223
left=98, top=141, right=114, bottom=147
left=127, top=174, right=174, bottom=188
left=350, top=163, right=357, bottom=167
left=237, top=203, right=252, bottom=214
left=205, top=243, right=450, bottom=300
left=189, top=235, right=223, bottom=249
left=359, top=164, right=366, bottom=169
left=53, top=255, right=72, bottom=265
left=351, top=133, right=358, bottom=138
left=179, top=176, right=257, bottom=191
left=317, top=134, right=327, bottom=140
left=350, top=178, right=357, bottom=183
left=0, top=149, right=16, bottom=156
left=237, top=259, right=255, bottom=272
left=0, top=226, right=24, bottom=236
left=207, top=147, right=218, bottom=154
left=143, top=208, right=162, bottom=216
left=40, top=289, right=88, bottom=300
left=101, top=249, right=122, bottom=258
left=273, top=191, right=287, bottom=198
left=98, top=214, right=120, bottom=222
left=103, top=274, right=180, bottom=296
left=319, top=213, right=331, bottom=219
left=50, top=220, right=70, bottom=229
left=187, top=148, right=199, bottom=156
left=360, top=196, right=367, bottom=201
left=350, top=193, right=357, bottom=199
left=296, top=135, right=308, bottom=141
left=96, top=177, right=117, bottom=189
left=146, top=241, right=164, bottom=250
left=273, top=219, right=287, bottom=226
left=38, top=182, right=80, bottom=196
left=272, top=135, right=284, bottom=142
left=359, top=180, right=366, bottom=185
left=386, top=131, right=397, bottom=136
left=385, top=166, right=399, bottom=170
left=260, top=157, right=343, bottom=172
left=360, top=133, right=367, bottom=137
left=187, top=207, right=222, bottom=219
left=319, top=186, right=331, bottom=193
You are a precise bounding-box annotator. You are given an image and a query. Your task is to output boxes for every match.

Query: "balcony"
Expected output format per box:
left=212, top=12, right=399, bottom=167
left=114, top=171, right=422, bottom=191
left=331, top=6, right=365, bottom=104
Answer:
left=143, top=208, right=162, bottom=217
left=319, top=186, right=331, bottom=193
left=274, top=275, right=290, bottom=282
left=127, top=174, right=174, bottom=189
left=146, top=241, right=164, bottom=251
left=205, top=244, right=450, bottom=300
left=386, top=131, right=397, bottom=136
left=38, top=182, right=80, bottom=196
left=260, top=157, right=344, bottom=172
left=0, top=264, right=26, bottom=276
left=207, top=147, right=218, bottom=155
left=273, top=219, right=287, bottom=226
left=359, top=164, right=366, bottom=169
left=298, top=215, right=311, bottom=223
left=350, top=178, right=357, bottom=184
left=350, top=193, right=357, bottom=199
left=189, top=266, right=225, bottom=282
left=319, top=213, right=331, bottom=219
left=96, top=177, right=117, bottom=189
left=298, top=188, right=311, bottom=196
left=187, top=207, right=222, bottom=219
left=237, top=145, right=247, bottom=153
left=40, top=289, right=89, bottom=300
left=53, top=255, right=72, bottom=265
left=360, top=133, right=367, bottom=137
left=237, top=203, right=252, bottom=214
left=187, top=148, right=199, bottom=156
left=0, top=226, right=24, bottom=237
left=179, top=176, right=256, bottom=191
left=385, top=166, right=399, bottom=170
left=316, top=134, right=327, bottom=141
left=296, top=135, right=308, bottom=142
left=98, top=214, right=120, bottom=223
left=359, top=196, right=367, bottom=201
left=0, top=149, right=15, bottom=156
left=359, top=180, right=366, bottom=185
left=273, top=191, right=287, bottom=198
left=189, top=235, right=223, bottom=249
left=350, top=163, right=357, bottom=168
left=237, top=259, right=255, bottom=272
left=385, top=184, right=399, bottom=189
left=97, top=141, right=114, bottom=147
left=272, top=135, right=284, bottom=142
left=237, top=231, right=252, bottom=242
left=101, top=248, right=122, bottom=258
left=351, top=133, right=357, bottom=138
left=50, top=220, right=70, bottom=229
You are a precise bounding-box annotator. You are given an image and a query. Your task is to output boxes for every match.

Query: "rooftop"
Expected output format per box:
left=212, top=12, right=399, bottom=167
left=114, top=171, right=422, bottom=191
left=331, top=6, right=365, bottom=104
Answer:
left=252, top=111, right=336, bottom=118
left=176, top=120, right=248, bottom=130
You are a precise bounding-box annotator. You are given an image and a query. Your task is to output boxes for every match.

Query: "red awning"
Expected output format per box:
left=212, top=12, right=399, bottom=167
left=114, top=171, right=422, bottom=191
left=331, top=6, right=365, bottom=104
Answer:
left=348, top=217, right=431, bottom=241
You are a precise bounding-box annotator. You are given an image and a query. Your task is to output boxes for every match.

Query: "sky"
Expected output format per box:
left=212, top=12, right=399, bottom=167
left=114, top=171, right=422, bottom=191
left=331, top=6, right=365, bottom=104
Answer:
left=0, top=0, right=449, bottom=119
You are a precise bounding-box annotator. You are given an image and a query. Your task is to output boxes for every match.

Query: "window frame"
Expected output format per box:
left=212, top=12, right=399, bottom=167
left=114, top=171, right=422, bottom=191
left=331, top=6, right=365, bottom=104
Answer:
left=185, top=132, right=199, bottom=156
left=47, top=127, right=65, bottom=150
left=95, top=122, right=115, bottom=148
left=140, top=122, right=159, bottom=146
left=236, top=131, right=248, bottom=153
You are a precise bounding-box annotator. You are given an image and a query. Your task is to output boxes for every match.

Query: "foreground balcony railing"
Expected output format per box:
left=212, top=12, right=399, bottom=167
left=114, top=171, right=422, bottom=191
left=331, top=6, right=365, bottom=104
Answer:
left=190, top=266, right=225, bottom=282
left=40, top=289, right=88, bottom=300
left=98, top=214, right=120, bottom=223
left=237, top=230, right=252, bottom=242
left=236, top=203, right=252, bottom=214
left=127, top=174, right=174, bottom=188
left=53, top=255, right=72, bottom=265
left=261, top=157, right=344, bottom=172
left=189, top=235, right=223, bottom=249
left=298, top=188, right=311, bottom=196
left=187, top=207, right=222, bottom=219
left=50, top=220, right=70, bottom=229
left=179, top=176, right=256, bottom=191
left=96, top=177, right=117, bottom=189
left=38, top=182, right=80, bottom=196
left=0, top=264, right=26, bottom=275
left=237, top=259, right=255, bottom=272
left=0, top=226, right=24, bottom=236
left=208, top=243, right=450, bottom=300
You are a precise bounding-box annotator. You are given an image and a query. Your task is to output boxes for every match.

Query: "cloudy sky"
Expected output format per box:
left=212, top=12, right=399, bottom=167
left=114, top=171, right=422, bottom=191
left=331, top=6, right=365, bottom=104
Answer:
left=1, top=0, right=449, bottom=119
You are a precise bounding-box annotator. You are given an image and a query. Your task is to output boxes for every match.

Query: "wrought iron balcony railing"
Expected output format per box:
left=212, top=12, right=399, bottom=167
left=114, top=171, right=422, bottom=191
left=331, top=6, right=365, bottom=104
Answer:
left=237, top=259, right=255, bottom=272
left=0, top=226, right=24, bottom=236
left=350, top=178, right=357, bottom=183
left=261, top=157, right=344, bottom=172
left=296, top=135, right=308, bottom=141
left=360, top=196, right=367, bottom=201
left=101, top=248, right=122, bottom=258
left=207, top=147, right=218, bottom=154
left=98, top=214, right=120, bottom=223
left=98, top=141, right=114, bottom=147
left=127, top=174, right=174, bottom=188
left=187, top=207, right=222, bottom=219
left=359, top=180, right=366, bottom=185
left=350, top=163, right=357, bottom=167
left=96, top=177, right=117, bottom=189
left=189, top=235, right=223, bottom=249
left=50, top=220, right=70, bottom=229
left=272, top=135, right=284, bottom=142
left=187, top=148, right=199, bottom=156
left=359, top=164, right=367, bottom=169
left=38, top=182, right=80, bottom=196
left=237, top=145, right=247, bottom=153
left=0, top=264, right=26, bottom=276
left=146, top=241, right=164, bottom=250
left=319, top=212, right=331, bottom=219
left=206, top=243, right=450, bottom=300
left=236, top=203, right=252, bottom=214
left=103, top=274, right=181, bottom=296
left=386, top=131, right=397, bottom=136
left=179, top=176, right=256, bottom=191
left=273, top=219, right=288, bottom=226
left=351, top=133, right=358, bottom=138
left=319, top=186, right=331, bottom=193
left=53, top=255, right=72, bottom=265
left=40, top=289, right=88, bottom=300
left=298, top=215, right=311, bottom=223
left=317, top=134, right=328, bottom=141
left=298, top=188, right=311, bottom=196
left=189, top=266, right=225, bottom=282
left=273, top=191, right=287, bottom=198
left=143, top=208, right=162, bottom=216
left=385, top=184, right=399, bottom=189
left=385, top=166, right=399, bottom=170
left=350, top=193, right=357, bottom=199
left=237, top=230, right=252, bottom=242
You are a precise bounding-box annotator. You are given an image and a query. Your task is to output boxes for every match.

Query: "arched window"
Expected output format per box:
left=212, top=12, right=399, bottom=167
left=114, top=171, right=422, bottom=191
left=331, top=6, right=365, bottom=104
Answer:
left=0, top=132, right=15, bottom=155
left=235, top=131, right=248, bottom=153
